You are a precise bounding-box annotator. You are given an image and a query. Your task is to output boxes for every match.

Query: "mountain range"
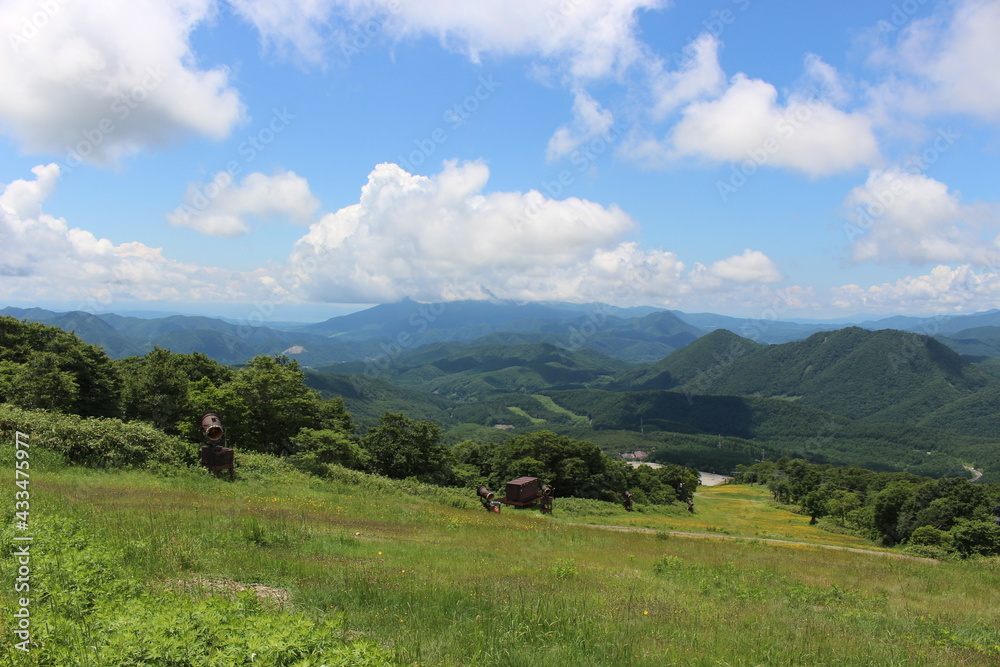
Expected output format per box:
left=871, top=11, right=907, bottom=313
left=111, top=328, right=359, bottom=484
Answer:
left=5, top=300, right=1000, bottom=482
left=8, top=301, right=1000, bottom=366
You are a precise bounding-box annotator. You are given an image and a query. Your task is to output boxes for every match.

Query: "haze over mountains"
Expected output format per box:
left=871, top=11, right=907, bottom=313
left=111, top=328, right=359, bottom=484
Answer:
left=5, top=299, right=1000, bottom=483
left=6, top=300, right=1000, bottom=366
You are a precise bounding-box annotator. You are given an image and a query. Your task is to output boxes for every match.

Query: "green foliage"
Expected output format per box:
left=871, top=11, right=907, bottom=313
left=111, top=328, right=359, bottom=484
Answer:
left=0, top=315, right=121, bottom=417
left=118, top=347, right=192, bottom=433
left=289, top=428, right=370, bottom=471
left=549, top=558, right=580, bottom=580
left=952, top=520, right=1000, bottom=557
left=361, top=412, right=449, bottom=481
left=741, top=457, right=1000, bottom=557
left=0, top=514, right=393, bottom=666
left=0, top=403, right=196, bottom=468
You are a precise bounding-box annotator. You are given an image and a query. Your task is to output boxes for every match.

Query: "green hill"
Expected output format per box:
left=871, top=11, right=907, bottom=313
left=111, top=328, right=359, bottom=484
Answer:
left=303, top=370, right=454, bottom=428
left=629, top=327, right=1000, bottom=425
left=540, top=388, right=984, bottom=477
left=602, top=328, right=763, bottom=391
left=5, top=455, right=998, bottom=665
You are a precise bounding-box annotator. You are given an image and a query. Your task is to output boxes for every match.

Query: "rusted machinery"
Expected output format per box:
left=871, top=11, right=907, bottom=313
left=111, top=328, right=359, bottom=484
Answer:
left=198, top=412, right=234, bottom=480
left=477, top=486, right=500, bottom=512
left=477, top=477, right=556, bottom=513
left=539, top=483, right=554, bottom=514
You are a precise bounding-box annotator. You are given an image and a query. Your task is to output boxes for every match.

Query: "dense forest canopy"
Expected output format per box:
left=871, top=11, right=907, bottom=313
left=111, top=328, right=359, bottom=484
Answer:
left=4, top=312, right=1000, bottom=553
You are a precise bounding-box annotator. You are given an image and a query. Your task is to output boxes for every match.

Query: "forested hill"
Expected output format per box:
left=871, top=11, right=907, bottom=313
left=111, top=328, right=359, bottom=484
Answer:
left=609, top=327, right=1000, bottom=426
left=315, top=341, right=631, bottom=399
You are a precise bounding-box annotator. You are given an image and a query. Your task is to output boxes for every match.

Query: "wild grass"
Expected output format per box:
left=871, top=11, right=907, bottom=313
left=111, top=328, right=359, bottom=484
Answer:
left=3, top=449, right=999, bottom=665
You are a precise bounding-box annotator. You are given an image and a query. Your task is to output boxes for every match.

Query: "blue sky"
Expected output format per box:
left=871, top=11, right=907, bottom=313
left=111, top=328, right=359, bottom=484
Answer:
left=1, top=0, right=999, bottom=323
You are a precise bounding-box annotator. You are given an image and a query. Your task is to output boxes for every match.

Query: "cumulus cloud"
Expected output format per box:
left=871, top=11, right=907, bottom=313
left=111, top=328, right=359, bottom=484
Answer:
left=647, top=34, right=726, bottom=120
left=617, top=38, right=879, bottom=177
left=287, top=160, right=781, bottom=304
left=869, top=0, right=1000, bottom=122
left=831, top=264, right=1000, bottom=314
left=546, top=89, right=616, bottom=161
left=0, top=0, right=244, bottom=165
left=0, top=165, right=264, bottom=303
left=228, top=0, right=662, bottom=79
left=690, top=249, right=782, bottom=290
left=666, top=74, right=879, bottom=177
left=167, top=170, right=321, bottom=238
left=843, top=169, right=997, bottom=264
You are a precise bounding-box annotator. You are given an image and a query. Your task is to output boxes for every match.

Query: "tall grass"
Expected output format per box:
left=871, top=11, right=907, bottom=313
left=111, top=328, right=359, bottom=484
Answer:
left=3, top=449, right=999, bottom=665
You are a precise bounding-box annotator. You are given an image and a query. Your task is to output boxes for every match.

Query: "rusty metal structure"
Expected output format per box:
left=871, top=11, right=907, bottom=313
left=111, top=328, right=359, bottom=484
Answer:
left=477, top=486, right=500, bottom=512
left=499, top=476, right=542, bottom=508
left=198, top=412, right=234, bottom=480
left=539, top=483, right=554, bottom=514
left=475, top=477, right=556, bottom=512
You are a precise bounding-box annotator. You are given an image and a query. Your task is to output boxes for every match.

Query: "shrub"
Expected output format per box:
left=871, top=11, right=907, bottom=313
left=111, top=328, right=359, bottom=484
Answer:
left=0, top=403, right=196, bottom=469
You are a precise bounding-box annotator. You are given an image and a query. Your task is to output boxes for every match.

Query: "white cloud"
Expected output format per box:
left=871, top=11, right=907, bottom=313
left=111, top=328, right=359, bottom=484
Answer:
left=287, top=160, right=781, bottom=305
left=831, top=264, right=1000, bottom=313
left=546, top=89, right=616, bottom=161
left=666, top=74, right=880, bottom=177
left=0, top=0, right=244, bottom=165
left=167, top=170, right=321, bottom=238
left=870, top=0, right=1000, bottom=122
left=0, top=165, right=264, bottom=303
left=647, top=34, right=726, bottom=120
left=228, top=0, right=663, bottom=79
left=843, top=169, right=997, bottom=264
left=690, top=249, right=782, bottom=289
left=617, top=40, right=879, bottom=176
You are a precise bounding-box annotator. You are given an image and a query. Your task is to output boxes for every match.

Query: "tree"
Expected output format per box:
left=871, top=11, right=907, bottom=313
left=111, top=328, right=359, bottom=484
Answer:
left=7, top=351, right=79, bottom=413
left=801, top=488, right=831, bottom=525
left=0, top=316, right=120, bottom=417
left=870, top=481, right=919, bottom=545
left=228, top=355, right=320, bottom=454
left=826, top=490, right=861, bottom=526
left=290, top=428, right=369, bottom=470
left=951, top=520, right=1000, bottom=557
left=497, top=431, right=610, bottom=498
left=118, top=348, right=190, bottom=433
left=361, top=413, right=448, bottom=480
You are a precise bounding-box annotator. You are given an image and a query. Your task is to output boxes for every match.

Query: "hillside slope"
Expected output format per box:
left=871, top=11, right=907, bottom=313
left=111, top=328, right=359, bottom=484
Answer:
left=620, top=327, right=1000, bottom=425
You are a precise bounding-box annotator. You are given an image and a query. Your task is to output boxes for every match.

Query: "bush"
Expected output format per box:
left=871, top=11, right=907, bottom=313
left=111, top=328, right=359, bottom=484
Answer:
left=0, top=403, right=196, bottom=469
left=909, top=525, right=954, bottom=548
left=951, top=520, right=1000, bottom=558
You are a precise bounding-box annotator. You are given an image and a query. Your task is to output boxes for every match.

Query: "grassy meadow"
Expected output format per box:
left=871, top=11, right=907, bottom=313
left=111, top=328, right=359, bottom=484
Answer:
left=3, top=450, right=1000, bottom=666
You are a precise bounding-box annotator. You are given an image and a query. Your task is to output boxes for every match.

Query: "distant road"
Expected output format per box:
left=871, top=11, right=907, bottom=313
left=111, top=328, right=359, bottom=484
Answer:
left=965, top=466, right=984, bottom=482
left=626, top=463, right=732, bottom=487
left=698, top=471, right=731, bottom=486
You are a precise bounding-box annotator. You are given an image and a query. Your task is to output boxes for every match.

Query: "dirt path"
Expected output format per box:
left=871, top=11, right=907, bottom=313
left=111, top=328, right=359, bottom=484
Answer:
left=562, top=522, right=939, bottom=564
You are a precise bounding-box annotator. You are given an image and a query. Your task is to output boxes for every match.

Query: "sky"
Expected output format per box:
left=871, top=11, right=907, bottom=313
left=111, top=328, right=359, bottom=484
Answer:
left=1, top=0, right=999, bottom=324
